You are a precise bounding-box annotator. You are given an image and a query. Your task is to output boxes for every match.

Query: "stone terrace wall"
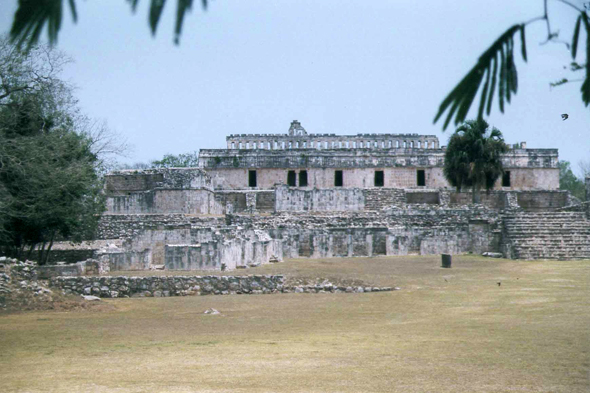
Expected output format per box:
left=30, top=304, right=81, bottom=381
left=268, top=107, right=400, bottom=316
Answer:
left=97, top=215, right=225, bottom=240
left=275, top=186, right=365, bottom=212
left=516, top=191, right=569, bottom=211
left=106, top=189, right=223, bottom=215
left=405, top=190, right=440, bottom=205
left=50, top=275, right=286, bottom=298
left=450, top=192, right=507, bottom=209
left=229, top=208, right=501, bottom=257
left=364, top=188, right=406, bottom=209
left=275, top=187, right=411, bottom=212
left=37, top=259, right=110, bottom=279
left=105, top=168, right=213, bottom=196
left=214, top=190, right=275, bottom=214
left=449, top=190, right=570, bottom=211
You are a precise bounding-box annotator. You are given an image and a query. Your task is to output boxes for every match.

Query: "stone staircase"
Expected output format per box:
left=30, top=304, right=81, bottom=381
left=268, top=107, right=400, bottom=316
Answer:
left=502, top=212, right=590, bottom=260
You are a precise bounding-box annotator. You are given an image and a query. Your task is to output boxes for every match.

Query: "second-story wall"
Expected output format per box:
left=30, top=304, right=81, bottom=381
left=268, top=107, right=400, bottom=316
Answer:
left=199, top=147, right=559, bottom=191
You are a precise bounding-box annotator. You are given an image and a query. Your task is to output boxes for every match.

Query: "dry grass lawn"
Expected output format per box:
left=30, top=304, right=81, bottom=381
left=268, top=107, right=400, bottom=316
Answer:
left=1, top=255, right=589, bottom=392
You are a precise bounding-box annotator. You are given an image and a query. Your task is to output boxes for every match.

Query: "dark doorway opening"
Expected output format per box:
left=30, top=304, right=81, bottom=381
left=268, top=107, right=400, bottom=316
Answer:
left=334, top=170, right=343, bottom=187
left=299, top=170, right=308, bottom=187
left=248, top=170, right=257, bottom=187
left=374, top=170, right=384, bottom=187
left=287, top=170, right=296, bottom=186
left=417, top=170, right=425, bottom=186
left=502, top=171, right=511, bottom=187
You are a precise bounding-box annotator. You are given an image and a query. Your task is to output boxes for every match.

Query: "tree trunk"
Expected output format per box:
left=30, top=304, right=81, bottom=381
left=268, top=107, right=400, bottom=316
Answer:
left=26, top=243, right=35, bottom=260
left=44, top=232, right=55, bottom=265
left=17, top=243, right=26, bottom=260
left=38, top=241, right=46, bottom=265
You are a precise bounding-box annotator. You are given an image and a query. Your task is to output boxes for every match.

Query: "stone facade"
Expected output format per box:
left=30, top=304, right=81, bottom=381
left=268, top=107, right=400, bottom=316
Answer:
left=47, top=120, right=583, bottom=270
left=200, top=120, right=558, bottom=191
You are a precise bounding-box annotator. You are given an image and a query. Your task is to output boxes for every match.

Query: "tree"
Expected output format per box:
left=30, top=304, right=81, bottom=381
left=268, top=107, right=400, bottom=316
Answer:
left=151, top=151, right=200, bottom=168
left=114, top=151, right=200, bottom=169
left=579, top=158, right=590, bottom=177
left=558, top=160, right=585, bottom=200
left=443, top=119, right=508, bottom=203
left=434, top=2, right=589, bottom=130
left=0, top=38, right=106, bottom=263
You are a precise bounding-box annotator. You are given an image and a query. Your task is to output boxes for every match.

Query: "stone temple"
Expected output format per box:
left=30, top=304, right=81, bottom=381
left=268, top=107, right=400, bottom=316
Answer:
left=48, top=121, right=590, bottom=273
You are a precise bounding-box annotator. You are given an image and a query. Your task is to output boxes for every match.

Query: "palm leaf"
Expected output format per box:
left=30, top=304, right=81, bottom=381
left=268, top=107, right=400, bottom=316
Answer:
left=10, top=0, right=66, bottom=49
left=149, top=0, right=167, bottom=35
left=434, top=24, right=526, bottom=130
left=11, top=0, right=210, bottom=49
left=581, top=13, right=590, bottom=106
left=572, top=14, right=582, bottom=59
left=519, top=25, right=527, bottom=61
left=174, top=0, right=194, bottom=44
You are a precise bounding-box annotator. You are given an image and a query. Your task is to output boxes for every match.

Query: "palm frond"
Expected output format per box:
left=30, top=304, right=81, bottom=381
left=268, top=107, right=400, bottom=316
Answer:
left=174, top=0, right=194, bottom=44
left=434, top=24, right=526, bottom=130
left=581, top=13, right=590, bottom=106
left=149, top=0, right=167, bottom=36
left=11, top=0, right=210, bottom=49
left=128, top=0, right=140, bottom=12
left=10, top=0, right=68, bottom=49
left=572, top=14, right=582, bottom=59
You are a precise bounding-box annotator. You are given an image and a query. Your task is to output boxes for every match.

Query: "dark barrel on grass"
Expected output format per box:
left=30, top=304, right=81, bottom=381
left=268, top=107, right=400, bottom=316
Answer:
left=441, top=254, right=452, bottom=268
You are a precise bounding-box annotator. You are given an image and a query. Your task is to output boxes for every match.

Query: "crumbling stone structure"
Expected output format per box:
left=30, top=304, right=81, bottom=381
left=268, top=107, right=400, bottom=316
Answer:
left=47, top=121, right=589, bottom=268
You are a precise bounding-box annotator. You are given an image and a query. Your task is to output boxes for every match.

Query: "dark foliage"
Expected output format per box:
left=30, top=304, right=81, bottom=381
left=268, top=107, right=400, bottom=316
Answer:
left=443, top=119, right=508, bottom=203
left=11, top=0, right=209, bottom=48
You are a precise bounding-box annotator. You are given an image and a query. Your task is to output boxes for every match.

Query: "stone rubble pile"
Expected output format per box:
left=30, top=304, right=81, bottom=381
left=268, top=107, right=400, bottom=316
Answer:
left=0, top=257, right=53, bottom=309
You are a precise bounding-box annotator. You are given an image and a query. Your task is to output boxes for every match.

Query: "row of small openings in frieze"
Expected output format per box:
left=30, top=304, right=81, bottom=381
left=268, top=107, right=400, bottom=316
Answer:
left=209, top=156, right=436, bottom=169
left=228, top=139, right=438, bottom=150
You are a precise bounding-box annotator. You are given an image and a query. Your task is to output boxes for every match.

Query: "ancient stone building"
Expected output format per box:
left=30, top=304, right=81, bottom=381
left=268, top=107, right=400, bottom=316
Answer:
left=199, top=120, right=558, bottom=191
left=49, top=121, right=590, bottom=270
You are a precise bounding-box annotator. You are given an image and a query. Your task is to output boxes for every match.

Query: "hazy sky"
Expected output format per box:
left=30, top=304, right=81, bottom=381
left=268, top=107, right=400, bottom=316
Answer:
left=1, top=1, right=588, bottom=174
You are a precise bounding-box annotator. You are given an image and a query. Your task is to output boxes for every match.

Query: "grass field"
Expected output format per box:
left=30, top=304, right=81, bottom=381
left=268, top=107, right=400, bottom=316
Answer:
left=1, top=255, right=589, bottom=392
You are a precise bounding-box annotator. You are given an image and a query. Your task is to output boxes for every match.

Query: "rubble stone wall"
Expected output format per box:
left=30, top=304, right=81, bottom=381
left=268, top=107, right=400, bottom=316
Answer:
left=49, top=275, right=286, bottom=298
left=97, top=214, right=225, bottom=240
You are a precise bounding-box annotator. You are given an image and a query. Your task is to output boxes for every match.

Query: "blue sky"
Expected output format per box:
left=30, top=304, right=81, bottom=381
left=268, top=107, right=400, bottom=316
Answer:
left=1, top=1, right=588, bottom=174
